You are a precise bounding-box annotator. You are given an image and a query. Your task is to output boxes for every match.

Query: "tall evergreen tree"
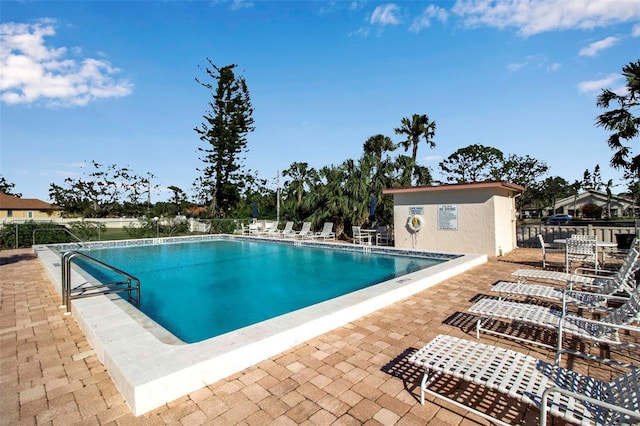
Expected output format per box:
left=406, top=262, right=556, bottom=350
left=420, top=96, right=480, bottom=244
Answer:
left=194, top=60, right=254, bottom=216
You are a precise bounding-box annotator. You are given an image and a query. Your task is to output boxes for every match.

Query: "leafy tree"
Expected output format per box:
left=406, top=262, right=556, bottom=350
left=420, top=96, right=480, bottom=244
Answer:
left=596, top=60, right=640, bottom=174
left=439, top=144, right=504, bottom=183
left=394, top=114, right=436, bottom=176
left=500, top=154, right=549, bottom=212
left=194, top=60, right=255, bottom=217
left=540, top=176, right=572, bottom=215
left=500, top=154, right=548, bottom=188
left=49, top=161, right=154, bottom=217
left=0, top=176, right=22, bottom=197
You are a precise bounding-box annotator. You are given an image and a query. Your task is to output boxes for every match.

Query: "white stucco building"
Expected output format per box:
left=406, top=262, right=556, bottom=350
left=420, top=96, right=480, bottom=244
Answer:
left=383, top=182, right=525, bottom=257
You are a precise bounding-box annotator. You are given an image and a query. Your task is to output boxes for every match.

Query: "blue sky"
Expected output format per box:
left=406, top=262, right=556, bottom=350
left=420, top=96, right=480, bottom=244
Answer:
left=1, top=0, right=639, bottom=202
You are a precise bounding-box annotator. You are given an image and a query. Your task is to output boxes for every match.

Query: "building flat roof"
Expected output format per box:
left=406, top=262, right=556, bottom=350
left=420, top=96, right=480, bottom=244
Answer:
left=383, top=181, right=525, bottom=195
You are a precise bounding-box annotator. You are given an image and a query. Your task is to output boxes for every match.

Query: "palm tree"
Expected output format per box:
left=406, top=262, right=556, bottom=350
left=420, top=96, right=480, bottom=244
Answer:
left=363, top=134, right=396, bottom=162
left=282, top=162, right=316, bottom=206
left=394, top=114, right=436, bottom=175
left=596, top=60, right=640, bottom=174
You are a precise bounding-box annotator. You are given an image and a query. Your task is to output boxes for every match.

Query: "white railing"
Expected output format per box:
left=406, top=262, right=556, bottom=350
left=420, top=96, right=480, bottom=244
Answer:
left=517, top=223, right=639, bottom=247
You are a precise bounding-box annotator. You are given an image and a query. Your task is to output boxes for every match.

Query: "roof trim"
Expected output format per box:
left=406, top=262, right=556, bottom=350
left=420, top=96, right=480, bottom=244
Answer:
left=382, top=181, right=525, bottom=195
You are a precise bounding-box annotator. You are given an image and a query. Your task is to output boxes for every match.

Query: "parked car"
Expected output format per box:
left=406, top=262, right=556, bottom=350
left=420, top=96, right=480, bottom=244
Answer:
left=544, top=214, right=572, bottom=225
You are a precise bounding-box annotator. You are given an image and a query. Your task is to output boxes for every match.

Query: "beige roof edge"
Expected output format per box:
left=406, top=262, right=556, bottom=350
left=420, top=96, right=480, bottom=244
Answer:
left=382, top=181, right=526, bottom=195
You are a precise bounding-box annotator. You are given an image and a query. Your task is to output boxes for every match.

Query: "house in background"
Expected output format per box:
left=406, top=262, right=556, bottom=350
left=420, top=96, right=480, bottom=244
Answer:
left=549, top=190, right=634, bottom=218
left=0, top=192, right=62, bottom=221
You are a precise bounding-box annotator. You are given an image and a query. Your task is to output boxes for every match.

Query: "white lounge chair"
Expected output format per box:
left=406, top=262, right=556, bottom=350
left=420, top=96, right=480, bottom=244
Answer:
left=293, top=222, right=313, bottom=239
left=312, top=222, right=335, bottom=240
left=263, top=222, right=281, bottom=237
left=512, top=242, right=639, bottom=287
left=469, top=289, right=640, bottom=361
left=408, top=335, right=640, bottom=426
left=278, top=221, right=295, bottom=238
left=492, top=248, right=640, bottom=309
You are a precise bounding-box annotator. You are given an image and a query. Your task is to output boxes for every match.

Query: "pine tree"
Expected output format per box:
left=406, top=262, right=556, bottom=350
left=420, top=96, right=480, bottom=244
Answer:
left=194, top=60, right=254, bottom=216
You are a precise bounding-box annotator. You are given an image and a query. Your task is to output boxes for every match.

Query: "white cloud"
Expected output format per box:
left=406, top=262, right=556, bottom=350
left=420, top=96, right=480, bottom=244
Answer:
left=452, top=0, right=640, bottom=36
left=370, top=4, right=401, bottom=26
left=577, top=73, right=621, bottom=93
left=0, top=20, right=133, bottom=107
left=507, top=55, right=560, bottom=72
left=409, top=5, right=448, bottom=33
left=632, top=23, right=640, bottom=36
left=230, top=0, right=253, bottom=11
left=579, top=36, right=619, bottom=56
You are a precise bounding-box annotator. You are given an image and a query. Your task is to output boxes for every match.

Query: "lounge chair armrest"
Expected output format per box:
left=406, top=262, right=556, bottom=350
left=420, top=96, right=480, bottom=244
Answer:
left=564, top=314, right=640, bottom=334
left=572, top=268, right=615, bottom=278
left=540, top=386, right=640, bottom=426
left=564, top=290, right=630, bottom=303
left=557, top=348, right=640, bottom=370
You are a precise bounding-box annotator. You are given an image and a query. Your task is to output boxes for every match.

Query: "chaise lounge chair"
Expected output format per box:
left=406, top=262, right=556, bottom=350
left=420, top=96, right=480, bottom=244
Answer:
left=292, top=222, right=313, bottom=239
left=277, top=221, right=295, bottom=238
left=491, top=248, right=640, bottom=310
left=263, top=222, right=281, bottom=237
left=469, top=288, right=640, bottom=362
left=511, top=239, right=639, bottom=288
left=408, top=334, right=640, bottom=426
left=311, top=222, right=335, bottom=240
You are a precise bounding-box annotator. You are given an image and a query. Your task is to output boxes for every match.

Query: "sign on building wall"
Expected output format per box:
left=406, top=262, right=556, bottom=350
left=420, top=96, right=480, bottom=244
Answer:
left=438, top=204, right=458, bottom=230
left=409, top=207, right=424, bottom=215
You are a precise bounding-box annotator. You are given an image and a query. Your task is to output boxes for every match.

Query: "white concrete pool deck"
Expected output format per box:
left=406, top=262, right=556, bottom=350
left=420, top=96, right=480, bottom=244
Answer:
left=34, top=236, right=486, bottom=416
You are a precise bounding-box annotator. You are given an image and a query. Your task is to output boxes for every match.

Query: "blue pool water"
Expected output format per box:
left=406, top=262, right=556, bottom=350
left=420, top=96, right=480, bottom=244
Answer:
left=77, top=240, right=443, bottom=343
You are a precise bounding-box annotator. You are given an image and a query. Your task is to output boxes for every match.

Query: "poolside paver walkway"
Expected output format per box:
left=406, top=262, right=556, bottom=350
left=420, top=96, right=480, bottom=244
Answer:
left=1, top=247, right=638, bottom=425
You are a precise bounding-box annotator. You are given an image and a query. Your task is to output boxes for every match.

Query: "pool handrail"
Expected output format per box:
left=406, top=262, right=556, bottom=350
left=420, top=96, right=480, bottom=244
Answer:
left=33, top=227, right=86, bottom=248
left=61, top=250, right=140, bottom=313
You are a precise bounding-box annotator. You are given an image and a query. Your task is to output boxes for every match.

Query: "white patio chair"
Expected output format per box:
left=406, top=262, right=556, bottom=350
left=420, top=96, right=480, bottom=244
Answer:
left=408, top=335, right=640, bottom=426
left=352, top=226, right=370, bottom=245
left=537, top=234, right=564, bottom=269
left=247, top=222, right=260, bottom=236
left=375, top=225, right=392, bottom=246
left=565, top=237, right=599, bottom=273
left=469, top=289, right=640, bottom=362
left=492, top=248, right=640, bottom=309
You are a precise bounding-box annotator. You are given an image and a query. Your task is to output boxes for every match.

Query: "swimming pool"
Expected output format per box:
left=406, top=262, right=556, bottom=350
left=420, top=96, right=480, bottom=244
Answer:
left=79, top=240, right=443, bottom=343
left=35, top=235, right=487, bottom=415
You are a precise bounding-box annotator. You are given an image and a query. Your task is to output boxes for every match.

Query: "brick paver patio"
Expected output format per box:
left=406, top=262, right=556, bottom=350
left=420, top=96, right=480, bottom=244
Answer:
left=1, top=247, right=637, bottom=425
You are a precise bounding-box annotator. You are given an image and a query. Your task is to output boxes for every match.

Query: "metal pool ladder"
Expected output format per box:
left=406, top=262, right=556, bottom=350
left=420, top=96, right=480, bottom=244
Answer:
left=61, top=251, right=140, bottom=314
